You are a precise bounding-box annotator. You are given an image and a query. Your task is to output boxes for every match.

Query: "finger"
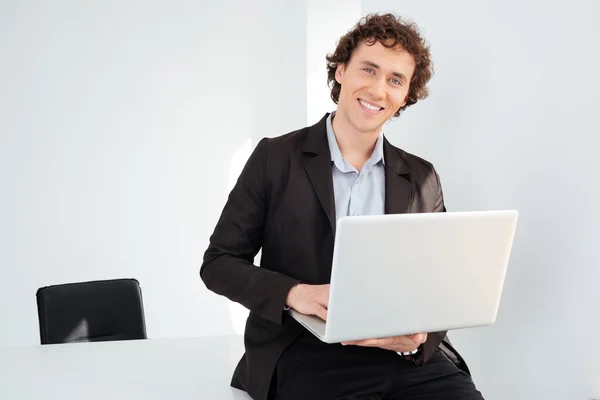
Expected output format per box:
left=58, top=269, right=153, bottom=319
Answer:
left=320, top=285, right=330, bottom=305
left=315, top=306, right=328, bottom=321
left=408, top=333, right=422, bottom=344
left=411, top=333, right=427, bottom=344
left=341, top=339, right=371, bottom=346
left=355, top=338, right=383, bottom=347
left=408, top=334, right=425, bottom=345
left=343, top=337, right=392, bottom=347
left=385, top=336, right=417, bottom=349
left=318, top=293, right=329, bottom=307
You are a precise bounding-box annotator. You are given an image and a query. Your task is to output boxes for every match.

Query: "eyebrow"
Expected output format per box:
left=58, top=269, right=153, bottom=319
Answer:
left=360, top=60, right=407, bottom=82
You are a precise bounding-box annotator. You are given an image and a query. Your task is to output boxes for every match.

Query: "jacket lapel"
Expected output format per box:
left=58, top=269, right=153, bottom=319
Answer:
left=302, top=116, right=414, bottom=232
left=303, top=114, right=336, bottom=234
left=383, top=137, right=413, bottom=214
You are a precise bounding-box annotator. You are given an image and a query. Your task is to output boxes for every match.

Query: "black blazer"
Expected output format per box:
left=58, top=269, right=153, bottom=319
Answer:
left=200, top=113, right=468, bottom=400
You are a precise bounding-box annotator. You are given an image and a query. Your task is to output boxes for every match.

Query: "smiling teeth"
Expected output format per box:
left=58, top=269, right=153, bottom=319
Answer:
left=360, top=100, right=382, bottom=111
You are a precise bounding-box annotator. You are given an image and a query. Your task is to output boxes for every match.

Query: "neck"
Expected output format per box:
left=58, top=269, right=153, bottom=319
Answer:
left=331, top=112, right=380, bottom=161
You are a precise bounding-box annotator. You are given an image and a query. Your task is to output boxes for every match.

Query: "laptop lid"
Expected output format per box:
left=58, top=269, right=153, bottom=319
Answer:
left=319, top=210, right=518, bottom=343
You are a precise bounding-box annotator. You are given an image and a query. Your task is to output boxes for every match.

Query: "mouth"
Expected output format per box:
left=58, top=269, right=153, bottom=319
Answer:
left=358, top=98, right=384, bottom=114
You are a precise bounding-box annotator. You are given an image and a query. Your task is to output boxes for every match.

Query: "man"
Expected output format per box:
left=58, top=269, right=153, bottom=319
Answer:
left=201, top=13, right=484, bottom=400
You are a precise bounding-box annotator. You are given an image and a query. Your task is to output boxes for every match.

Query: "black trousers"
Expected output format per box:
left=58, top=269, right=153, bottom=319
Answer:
left=273, top=332, right=484, bottom=400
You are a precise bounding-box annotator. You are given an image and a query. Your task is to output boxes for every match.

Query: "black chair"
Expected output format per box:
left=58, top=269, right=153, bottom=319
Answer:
left=36, top=278, right=147, bottom=345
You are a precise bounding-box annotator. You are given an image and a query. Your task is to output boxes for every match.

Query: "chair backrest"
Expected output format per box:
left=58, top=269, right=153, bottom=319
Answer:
left=36, top=278, right=147, bottom=345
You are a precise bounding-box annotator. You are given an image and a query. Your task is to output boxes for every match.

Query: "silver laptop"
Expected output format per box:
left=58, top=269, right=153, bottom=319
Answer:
left=289, top=210, right=518, bottom=343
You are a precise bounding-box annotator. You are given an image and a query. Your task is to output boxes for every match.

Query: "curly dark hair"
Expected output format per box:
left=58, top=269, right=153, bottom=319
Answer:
left=326, top=13, right=433, bottom=117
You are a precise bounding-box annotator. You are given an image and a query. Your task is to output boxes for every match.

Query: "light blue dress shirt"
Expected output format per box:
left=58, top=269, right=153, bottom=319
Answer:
left=325, top=111, right=386, bottom=222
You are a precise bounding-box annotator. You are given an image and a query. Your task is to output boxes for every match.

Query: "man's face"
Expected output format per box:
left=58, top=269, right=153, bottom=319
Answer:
left=335, top=40, right=415, bottom=135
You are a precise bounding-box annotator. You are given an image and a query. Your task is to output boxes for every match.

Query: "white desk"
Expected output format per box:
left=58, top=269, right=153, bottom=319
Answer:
left=0, top=335, right=252, bottom=399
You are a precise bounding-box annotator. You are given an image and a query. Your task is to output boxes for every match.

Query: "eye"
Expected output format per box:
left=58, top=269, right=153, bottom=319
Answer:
left=363, top=68, right=374, bottom=74
left=390, top=78, right=402, bottom=86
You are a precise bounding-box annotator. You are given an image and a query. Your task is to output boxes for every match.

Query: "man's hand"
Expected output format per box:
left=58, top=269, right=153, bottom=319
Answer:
left=285, top=283, right=330, bottom=321
left=342, top=333, right=427, bottom=353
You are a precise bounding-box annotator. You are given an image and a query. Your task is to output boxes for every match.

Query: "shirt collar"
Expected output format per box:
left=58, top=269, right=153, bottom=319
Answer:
left=325, top=111, right=385, bottom=173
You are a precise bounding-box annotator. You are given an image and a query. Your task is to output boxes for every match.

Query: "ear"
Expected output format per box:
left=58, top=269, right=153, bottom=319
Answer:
left=400, top=94, right=409, bottom=108
left=394, top=96, right=409, bottom=115
left=335, top=63, right=346, bottom=84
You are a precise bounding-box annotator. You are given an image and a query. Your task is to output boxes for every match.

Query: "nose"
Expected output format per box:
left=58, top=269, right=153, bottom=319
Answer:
left=367, top=77, right=386, bottom=99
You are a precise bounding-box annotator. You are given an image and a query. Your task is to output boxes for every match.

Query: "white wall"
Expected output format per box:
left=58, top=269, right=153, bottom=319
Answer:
left=306, top=0, right=361, bottom=124
left=0, top=0, right=306, bottom=346
left=361, top=1, right=600, bottom=399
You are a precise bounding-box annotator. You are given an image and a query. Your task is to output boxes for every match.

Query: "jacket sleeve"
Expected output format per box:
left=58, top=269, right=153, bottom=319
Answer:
left=200, top=137, right=301, bottom=325
left=433, top=168, right=446, bottom=213
left=420, top=168, right=448, bottom=364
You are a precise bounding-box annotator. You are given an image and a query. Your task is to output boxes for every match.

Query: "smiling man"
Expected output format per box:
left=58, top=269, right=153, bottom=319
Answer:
left=201, top=13, right=484, bottom=400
